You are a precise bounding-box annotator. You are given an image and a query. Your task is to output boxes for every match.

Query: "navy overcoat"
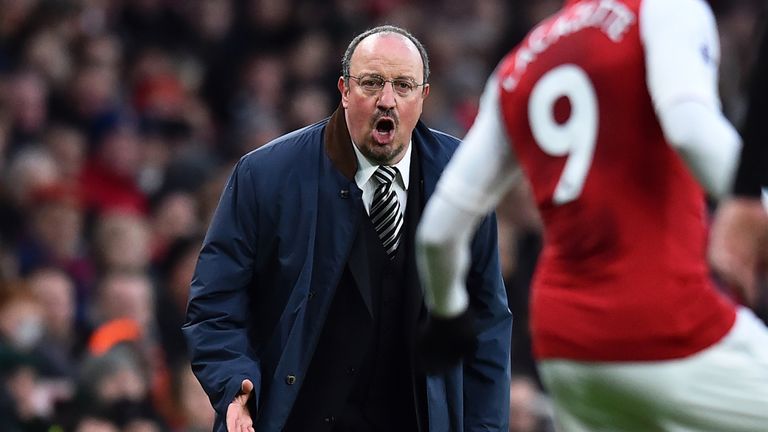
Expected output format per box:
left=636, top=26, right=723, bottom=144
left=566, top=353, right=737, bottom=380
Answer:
left=183, top=106, right=512, bottom=431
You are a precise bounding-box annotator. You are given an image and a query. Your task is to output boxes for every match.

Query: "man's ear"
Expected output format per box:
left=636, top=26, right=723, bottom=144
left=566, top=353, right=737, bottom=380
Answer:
left=338, top=76, right=350, bottom=108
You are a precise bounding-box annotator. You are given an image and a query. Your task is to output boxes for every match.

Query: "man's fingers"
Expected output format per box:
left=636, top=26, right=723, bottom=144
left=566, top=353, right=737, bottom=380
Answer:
left=227, top=402, right=254, bottom=432
left=711, top=249, right=758, bottom=306
left=707, top=197, right=768, bottom=308
left=227, top=380, right=256, bottom=431
left=241, top=379, right=254, bottom=395
left=236, top=417, right=254, bottom=432
left=232, top=379, right=254, bottom=406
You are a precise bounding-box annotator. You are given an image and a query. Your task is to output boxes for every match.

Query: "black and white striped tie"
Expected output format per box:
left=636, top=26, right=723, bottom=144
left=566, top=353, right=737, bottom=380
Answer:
left=370, top=165, right=404, bottom=259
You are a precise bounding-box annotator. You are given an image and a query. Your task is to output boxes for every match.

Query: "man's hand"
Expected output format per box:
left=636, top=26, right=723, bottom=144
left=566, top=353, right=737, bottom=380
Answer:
left=416, top=309, right=477, bottom=374
left=227, top=379, right=255, bottom=432
left=708, top=197, right=768, bottom=307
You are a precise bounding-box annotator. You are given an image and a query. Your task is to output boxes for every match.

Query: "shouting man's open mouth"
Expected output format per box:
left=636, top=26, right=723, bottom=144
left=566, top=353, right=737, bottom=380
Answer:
left=373, top=117, right=396, bottom=145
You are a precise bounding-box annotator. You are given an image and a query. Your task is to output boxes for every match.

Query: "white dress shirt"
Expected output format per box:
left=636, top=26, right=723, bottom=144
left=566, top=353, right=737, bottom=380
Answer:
left=352, top=141, right=412, bottom=215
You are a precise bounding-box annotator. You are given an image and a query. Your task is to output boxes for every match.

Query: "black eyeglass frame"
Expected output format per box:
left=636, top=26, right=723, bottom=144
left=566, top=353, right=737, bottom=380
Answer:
left=346, top=74, right=428, bottom=97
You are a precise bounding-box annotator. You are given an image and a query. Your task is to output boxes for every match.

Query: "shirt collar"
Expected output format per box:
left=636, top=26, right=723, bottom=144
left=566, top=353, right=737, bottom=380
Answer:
left=352, top=141, right=412, bottom=190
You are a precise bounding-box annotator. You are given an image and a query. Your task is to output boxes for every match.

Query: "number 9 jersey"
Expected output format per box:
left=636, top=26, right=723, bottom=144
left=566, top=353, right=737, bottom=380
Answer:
left=496, top=0, right=739, bottom=362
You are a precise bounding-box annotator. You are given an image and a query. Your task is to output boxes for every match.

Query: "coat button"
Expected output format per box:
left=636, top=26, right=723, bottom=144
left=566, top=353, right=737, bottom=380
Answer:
left=346, top=367, right=356, bottom=375
left=286, top=375, right=296, bottom=385
left=339, top=189, right=349, bottom=198
left=323, top=416, right=335, bottom=424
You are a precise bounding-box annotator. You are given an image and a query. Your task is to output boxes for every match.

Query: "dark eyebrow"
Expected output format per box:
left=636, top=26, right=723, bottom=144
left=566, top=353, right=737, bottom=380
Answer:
left=359, top=73, right=418, bottom=82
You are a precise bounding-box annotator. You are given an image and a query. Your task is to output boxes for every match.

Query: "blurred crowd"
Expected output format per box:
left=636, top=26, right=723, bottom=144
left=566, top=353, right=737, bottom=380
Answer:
left=0, top=1, right=763, bottom=431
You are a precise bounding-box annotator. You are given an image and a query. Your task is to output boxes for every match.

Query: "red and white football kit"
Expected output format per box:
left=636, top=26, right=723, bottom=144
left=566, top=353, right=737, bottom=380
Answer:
left=416, top=0, right=768, bottom=429
left=495, top=0, right=734, bottom=362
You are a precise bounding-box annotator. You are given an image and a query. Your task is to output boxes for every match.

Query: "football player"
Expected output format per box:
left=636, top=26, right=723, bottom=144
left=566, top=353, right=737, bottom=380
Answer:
left=416, top=0, right=768, bottom=430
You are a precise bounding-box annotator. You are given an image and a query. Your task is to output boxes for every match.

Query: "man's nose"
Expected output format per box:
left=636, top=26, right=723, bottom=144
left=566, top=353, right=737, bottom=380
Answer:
left=377, top=82, right=397, bottom=109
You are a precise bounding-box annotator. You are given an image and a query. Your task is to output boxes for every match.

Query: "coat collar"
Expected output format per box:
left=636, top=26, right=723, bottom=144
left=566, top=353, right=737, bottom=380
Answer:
left=323, top=102, right=452, bottom=199
left=324, top=104, right=357, bottom=180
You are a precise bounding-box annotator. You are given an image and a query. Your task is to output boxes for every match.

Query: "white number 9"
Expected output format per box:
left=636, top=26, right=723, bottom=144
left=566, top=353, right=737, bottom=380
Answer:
left=528, top=64, right=598, bottom=205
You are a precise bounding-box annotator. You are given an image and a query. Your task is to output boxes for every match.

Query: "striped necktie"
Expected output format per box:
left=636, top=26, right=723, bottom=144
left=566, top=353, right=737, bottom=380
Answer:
left=370, top=165, right=404, bottom=259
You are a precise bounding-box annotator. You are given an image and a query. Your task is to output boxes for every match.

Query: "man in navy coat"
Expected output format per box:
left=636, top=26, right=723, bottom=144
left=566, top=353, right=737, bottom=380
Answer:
left=183, top=25, right=512, bottom=432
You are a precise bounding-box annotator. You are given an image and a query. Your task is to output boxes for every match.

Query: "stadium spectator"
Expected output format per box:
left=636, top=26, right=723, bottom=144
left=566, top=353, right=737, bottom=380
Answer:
left=92, top=212, right=152, bottom=275
left=27, top=267, right=81, bottom=379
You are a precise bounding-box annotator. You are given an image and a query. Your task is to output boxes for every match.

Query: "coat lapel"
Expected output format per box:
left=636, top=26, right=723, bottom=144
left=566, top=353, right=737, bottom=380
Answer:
left=402, top=143, right=426, bottom=335
left=324, top=103, right=357, bottom=181
left=346, top=219, right=374, bottom=316
left=322, top=104, right=374, bottom=316
left=413, top=121, right=452, bottom=204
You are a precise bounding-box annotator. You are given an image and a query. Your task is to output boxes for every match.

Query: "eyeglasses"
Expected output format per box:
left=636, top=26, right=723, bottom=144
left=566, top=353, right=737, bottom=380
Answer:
left=347, top=74, right=426, bottom=97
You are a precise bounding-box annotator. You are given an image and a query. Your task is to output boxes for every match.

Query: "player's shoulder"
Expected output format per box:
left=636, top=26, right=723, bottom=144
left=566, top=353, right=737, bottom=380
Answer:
left=638, top=0, right=716, bottom=24
left=496, top=0, right=643, bottom=91
left=638, top=0, right=718, bottom=55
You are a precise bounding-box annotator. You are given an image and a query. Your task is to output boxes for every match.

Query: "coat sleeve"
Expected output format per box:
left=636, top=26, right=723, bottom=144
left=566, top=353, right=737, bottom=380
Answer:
left=182, top=156, right=263, bottom=419
left=463, top=212, right=513, bottom=431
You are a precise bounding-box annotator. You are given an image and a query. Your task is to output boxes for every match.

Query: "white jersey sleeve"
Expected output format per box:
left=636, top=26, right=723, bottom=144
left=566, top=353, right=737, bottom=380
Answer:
left=640, top=0, right=741, bottom=197
left=416, top=74, right=519, bottom=317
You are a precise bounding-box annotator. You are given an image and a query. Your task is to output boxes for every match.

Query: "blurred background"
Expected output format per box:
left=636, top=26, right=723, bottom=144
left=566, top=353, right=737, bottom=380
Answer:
left=0, top=1, right=763, bottom=431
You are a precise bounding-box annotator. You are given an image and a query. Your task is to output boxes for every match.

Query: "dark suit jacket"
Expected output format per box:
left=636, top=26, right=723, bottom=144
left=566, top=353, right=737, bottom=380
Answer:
left=182, top=106, right=512, bottom=432
left=283, top=140, right=427, bottom=432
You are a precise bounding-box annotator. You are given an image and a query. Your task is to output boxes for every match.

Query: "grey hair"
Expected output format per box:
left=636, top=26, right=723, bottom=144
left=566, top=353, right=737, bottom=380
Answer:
left=341, top=25, right=430, bottom=85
